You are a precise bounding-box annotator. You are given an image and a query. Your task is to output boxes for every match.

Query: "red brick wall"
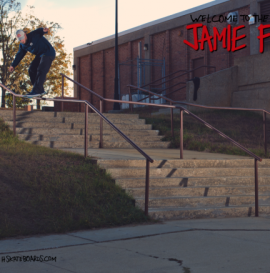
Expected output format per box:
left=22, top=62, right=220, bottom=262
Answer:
left=170, top=26, right=188, bottom=101
left=230, top=6, right=251, bottom=64
left=118, top=42, right=131, bottom=100
left=131, top=38, right=145, bottom=88
left=75, top=6, right=251, bottom=112
left=104, top=47, right=115, bottom=112
left=208, top=6, right=250, bottom=72
left=151, top=31, right=166, bottom=88
left=79, top=55, right=91, bottom=112
left=92, top=51, right=103, bottom=112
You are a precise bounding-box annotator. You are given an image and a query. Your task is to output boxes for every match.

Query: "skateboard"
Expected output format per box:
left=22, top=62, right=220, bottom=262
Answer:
left=23, top=91, right=47, bottom=98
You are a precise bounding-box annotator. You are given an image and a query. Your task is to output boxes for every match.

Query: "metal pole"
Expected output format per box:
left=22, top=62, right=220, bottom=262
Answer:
left=263, top=112, right=267, bottom=157
left=255, top=159, right=259, bottom=217
left=13, top=95, right=16, bottom=136
left=170, top=102, right=174, bottom=138
left=84, top=105, right=88, bottom=157
left=129, top=87, right=133, bottom=113
left=180, top=109, right=183, bottom=159
left=100, top=100, right=103, bottom=148
left=113, top=0, right=120, bottom=110
left=145, top=159, right=150, bottom=216
left=61, top=74, right=64, bottom=112
left=129, top=86, right=132, bottom=113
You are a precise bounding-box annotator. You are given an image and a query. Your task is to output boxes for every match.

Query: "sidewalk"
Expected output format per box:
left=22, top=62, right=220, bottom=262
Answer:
left=1, top=149, right=263, bottom=273
left=60, top=148, right=250, bottom=160
left=0, top=217, right=270, bottom=273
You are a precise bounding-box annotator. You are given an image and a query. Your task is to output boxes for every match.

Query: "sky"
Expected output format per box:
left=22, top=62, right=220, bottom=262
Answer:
left=19, top=0, right=213, bottom=56
left=12, top=0, right=213, bottom=102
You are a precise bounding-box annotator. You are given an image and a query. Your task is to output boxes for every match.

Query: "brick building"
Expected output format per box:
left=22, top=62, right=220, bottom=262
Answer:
left=58, top=0, right=270, bottom=112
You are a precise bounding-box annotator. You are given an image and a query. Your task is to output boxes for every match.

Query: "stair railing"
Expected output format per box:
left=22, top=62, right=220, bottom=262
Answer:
left=60, top=74, right=262, bottom=217
left=0, top=82, right=154, bottom=216
left=127, top=85, right=262, bottom=217
left=136, top=65, right=216, bottom=101
left=128, top=84, right=270, bottom=158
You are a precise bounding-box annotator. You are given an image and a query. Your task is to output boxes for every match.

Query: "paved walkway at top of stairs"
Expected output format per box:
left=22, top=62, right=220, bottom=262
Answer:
left=60, top=148, right=250, bottom=160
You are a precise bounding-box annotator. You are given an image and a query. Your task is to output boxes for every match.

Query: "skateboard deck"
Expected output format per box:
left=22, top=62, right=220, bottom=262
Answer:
left=23, top=92, right=47, bottom=98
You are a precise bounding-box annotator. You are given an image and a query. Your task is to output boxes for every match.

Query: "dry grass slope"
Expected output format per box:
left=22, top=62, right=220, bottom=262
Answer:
left=0, top=118, right=149, bottom=239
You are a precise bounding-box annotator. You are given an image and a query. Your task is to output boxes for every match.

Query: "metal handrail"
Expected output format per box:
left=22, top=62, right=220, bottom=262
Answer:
left=61, top=75, right=262, bottom=216
left=127, top=85, right=261, bottom=159
left=137, top=86, right=186, bottom=103
left=128, top=84, right=263, bottom=217
left=139, top=65, right=216, bottom=90
left=132, top=65, right=216, bottom=104
left=128, top=84, right=270, bottom=157
left=0, top=82, right=154, bottom=216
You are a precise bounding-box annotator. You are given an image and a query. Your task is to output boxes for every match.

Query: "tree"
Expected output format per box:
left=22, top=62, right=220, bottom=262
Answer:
left=5, top=92, right=31, bottom=108
left=0, top=2, right=72, bottom=108
left=0, top=0, right=21, bottom=108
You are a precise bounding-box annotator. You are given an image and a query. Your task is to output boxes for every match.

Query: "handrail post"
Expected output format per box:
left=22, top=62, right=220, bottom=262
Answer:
left=13, top=95, right=16, bottom=137
left=84, top=104, right=88, bottom=157
left=255, top=159, right=259, bottom=217
left=170, top=102, right=174, bottom=138
left=61, top=74, right=64, bottom=112
left=128, top=86, right=132, bottom=113
left=263, top=112, right=267, bottom=157
left=145, top=159, right=150, bottom=216
left=100, top=100, right=103, bottom=148
left=129, top=86, right=133, bottom=113
left=180, top=109, right=183, bottom=159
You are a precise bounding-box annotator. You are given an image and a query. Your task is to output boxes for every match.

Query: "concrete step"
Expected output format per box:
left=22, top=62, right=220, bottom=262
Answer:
left=106, top=167, right=270, bottom=179
left=0, top=110, right=139, bottom=119
left=128, top=186, right=270, bottom=198
left=6, top=121, right=152, bottom=130
left=96, top=159, right=270, bottom=169
left=115, top=176, right=270, bottom=188
left=3, top=116, right=146, bottom=125
left=136, top=195, right=270, bottom=208
left=24, top=140, right=170, bottom=149
left=17, top=134, right=163, bottom=142
left=148, top=205, right=270, bottom=220
left=15, top=127, right=160, bottom=136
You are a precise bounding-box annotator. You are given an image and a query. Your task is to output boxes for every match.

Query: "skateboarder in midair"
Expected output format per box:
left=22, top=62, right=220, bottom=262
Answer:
left=8, top=28, right=56, bottom=97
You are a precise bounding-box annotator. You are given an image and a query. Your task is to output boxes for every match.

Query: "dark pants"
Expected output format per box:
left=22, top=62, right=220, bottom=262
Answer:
left=28, top=55, right=54, bottom=94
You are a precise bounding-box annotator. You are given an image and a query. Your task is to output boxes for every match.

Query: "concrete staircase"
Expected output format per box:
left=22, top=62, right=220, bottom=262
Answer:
left=95, top=158, right=270, bottom=220
left=2, top=110, right=270, bottom=220
left=0, top=110, right=170, bottom=149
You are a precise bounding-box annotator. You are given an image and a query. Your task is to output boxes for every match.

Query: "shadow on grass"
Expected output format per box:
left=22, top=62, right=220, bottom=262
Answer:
left=0, top=118, right=149, bottom=239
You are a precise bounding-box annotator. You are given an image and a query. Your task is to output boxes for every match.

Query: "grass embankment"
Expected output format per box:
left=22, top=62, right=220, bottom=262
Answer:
left=128, top=107, right=269, bottom=158
left=0, top=118, right=148, bottom=239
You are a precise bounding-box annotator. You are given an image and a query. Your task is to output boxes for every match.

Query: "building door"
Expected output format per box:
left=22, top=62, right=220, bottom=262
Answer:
left=192, top=57, right=204, bottom=78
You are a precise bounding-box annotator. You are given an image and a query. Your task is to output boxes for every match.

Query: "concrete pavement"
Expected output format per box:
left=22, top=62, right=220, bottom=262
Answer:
left=60, top=148, right=250, bottom=160
left=1, top=148, right=265, bottom=273
left=0, top=217, right=270, bottom=273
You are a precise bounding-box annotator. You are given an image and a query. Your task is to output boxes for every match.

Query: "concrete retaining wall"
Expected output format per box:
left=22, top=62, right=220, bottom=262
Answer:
left=232, top=51, right=270, bottom=111
left=186, top=66, right=238, bottom=112
left=187, top=51, right=270, bottom=113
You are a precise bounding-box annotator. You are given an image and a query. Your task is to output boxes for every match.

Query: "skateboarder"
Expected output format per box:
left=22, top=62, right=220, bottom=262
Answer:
left=8, top=28, right=56, bottom=98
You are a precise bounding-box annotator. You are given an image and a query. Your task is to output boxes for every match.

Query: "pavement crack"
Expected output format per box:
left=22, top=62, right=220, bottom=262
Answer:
left=67, top=233, right=98, bottom=243
left=168, top=258, right=183, bottom=265
left=93, top=244, right=183, bottom=267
